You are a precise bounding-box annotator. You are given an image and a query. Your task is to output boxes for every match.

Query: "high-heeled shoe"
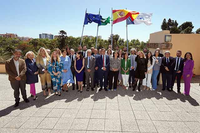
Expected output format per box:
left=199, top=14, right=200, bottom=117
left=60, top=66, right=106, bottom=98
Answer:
left=33, top=96, right=38, bottom=100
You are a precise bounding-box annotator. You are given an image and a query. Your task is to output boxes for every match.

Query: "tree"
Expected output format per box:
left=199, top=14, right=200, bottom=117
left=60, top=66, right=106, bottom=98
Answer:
left=174, top=20, right=178, bottom=27
left=178, top=22, right=194, bottom=33
left=108, top=34, right=119, bottom=48
left=170, top=26, right=180, bottom=33
left=161, top=19, right=168, bottom=30
left=196, top=28, right=200, bottom=34
left=58, top=30, right=67, bottom=49
left=180, top=27, right=193, bottom=34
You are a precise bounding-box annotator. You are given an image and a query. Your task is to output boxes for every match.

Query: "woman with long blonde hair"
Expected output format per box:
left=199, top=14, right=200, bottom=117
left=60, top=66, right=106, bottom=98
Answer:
left=48, top=51, right=63, bottom=96
left=36, top=47, right=51, bottom=96
left=133, top=51, right=147, bottom=91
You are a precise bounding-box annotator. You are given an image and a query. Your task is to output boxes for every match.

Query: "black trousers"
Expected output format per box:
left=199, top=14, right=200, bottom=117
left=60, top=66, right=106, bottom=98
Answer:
left=10, top=80, right=27, bottom=102
left=71, top=68, right=78, bottom=89
left=171, top=70, right=182, bottom=91
left=99, top=71, right=108, bottom=89
left=162, top=73, right=172, bottom=90
left=129, top=69, right=135, bottom=85
left=94, top=70, right=99, bottom=86
left=109, top=70, right=119, bottom=89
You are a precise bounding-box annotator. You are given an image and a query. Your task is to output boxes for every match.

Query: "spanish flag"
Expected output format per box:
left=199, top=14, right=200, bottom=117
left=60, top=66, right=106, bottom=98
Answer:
left=112, top=9, right=139, bottom=24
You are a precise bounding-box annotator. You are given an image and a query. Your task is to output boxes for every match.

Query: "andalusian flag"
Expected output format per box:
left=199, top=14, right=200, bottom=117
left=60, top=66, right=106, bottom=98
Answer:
left=112, top=9, right=139, bottom=24
left=99, top=17, right=110, bottom=26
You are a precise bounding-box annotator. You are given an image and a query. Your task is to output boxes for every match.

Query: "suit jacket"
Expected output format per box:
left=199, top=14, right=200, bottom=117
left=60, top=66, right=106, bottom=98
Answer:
left=69, top=54, right=76, bottom=73
left=84, top=56, right=95, bottom=73
left=160, top=56, right=174, bottom=74
left=25, top=58, right=38, bottom=84
left=121, top=59, right=131, bottom=75
left=5, top=58, right=27, bottom=81
left=172, top=57, right=184, bottom=73
left=129, top=54, right=137, bottom=71
left=96, top=55, right=110, bottom=72
left=93, top=54, right=99, bottom=68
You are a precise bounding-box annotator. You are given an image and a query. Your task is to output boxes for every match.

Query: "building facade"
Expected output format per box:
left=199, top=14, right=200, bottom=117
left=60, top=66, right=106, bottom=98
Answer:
left=148, top=30, right=200, bottom=75
left=39, top=33, right=54, bottom=39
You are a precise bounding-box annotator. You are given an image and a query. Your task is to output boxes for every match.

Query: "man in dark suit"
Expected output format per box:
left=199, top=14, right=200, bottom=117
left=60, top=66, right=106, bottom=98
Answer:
left=160, top=51, right=174, bottom=91
left=93, top=49, right=100, bottom=87
left=85, top=49, right=96, bottom=91
left=96, top=48, right=110, bottom=91
left=5, top=49, right=29, bottom=107
left=171, top=50, right=184, bottom=93
left=82, top=45, right=87, bottom=87
left=69, top=49, right=77, bottom=90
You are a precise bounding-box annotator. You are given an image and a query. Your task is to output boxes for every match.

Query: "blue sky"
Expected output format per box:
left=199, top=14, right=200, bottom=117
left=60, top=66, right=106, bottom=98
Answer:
left=0, top=0, right=199, bottom=42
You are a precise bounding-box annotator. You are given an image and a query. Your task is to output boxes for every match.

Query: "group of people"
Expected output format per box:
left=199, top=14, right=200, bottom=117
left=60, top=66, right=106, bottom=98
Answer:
left=5, top=45, right=194, bottom=107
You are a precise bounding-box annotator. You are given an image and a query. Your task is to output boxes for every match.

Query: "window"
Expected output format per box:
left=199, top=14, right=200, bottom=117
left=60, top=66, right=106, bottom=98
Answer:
left=165, top=35, right=172, bottom=42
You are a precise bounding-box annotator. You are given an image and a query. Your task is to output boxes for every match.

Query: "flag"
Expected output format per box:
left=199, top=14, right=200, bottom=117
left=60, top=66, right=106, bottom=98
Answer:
left=84, top=13, right=102, bottom=25
left=127, top=13, right=153, bottom=25
left=99, top=17, right=110, bottom=26
left=112, top=9, right=139, bottom=24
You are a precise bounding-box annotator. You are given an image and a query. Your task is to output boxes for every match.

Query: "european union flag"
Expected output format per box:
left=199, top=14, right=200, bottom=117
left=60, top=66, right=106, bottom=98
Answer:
left=84, top=13, right=102, bottom=25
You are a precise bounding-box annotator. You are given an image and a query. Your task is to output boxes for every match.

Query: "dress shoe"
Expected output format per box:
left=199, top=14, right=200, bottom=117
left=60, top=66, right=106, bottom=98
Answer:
left=105, top=88, right=108, bottom=91
left=91, top=88, right=94, bottom=91
left=24, top=99, right=29, bottom=103
left=14, top=102, right=19, bottom=107
left=162, top=88, right=165, bottom=91
left=99, top=88, right=103, bottom=91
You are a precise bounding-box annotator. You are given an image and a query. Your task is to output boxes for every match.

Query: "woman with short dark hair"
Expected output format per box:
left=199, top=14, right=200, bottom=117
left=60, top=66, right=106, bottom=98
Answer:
left=109, top=51, right=121, bottom=91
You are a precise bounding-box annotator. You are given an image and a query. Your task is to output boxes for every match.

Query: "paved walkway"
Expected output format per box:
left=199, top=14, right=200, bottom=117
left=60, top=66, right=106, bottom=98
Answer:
left=0, top=74, right=200, bottom=133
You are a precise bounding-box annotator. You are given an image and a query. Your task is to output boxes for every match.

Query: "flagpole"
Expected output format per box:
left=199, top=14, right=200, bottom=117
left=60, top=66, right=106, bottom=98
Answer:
left=126, top=8, right=129, bottom=53
left=80, top=8, right=87, bottom=46
left=126, top=18, right=129, bottom=52
left=111, top=8, right=113, bottom=49
left=95, top=8, right=100, bottom=49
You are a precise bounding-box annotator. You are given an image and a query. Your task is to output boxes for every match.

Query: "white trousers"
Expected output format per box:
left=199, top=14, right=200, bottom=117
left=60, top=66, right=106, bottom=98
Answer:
left=142, top=73, right=152, bottom=88
left=122, top=74, right=129, bottom=86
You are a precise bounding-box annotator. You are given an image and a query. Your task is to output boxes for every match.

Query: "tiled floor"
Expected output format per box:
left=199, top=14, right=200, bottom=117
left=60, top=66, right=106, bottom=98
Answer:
left=0, top=74, right=200, bottom=133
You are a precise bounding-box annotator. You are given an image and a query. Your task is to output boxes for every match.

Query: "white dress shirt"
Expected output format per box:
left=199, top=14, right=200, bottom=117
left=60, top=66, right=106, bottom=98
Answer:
left=43, top=57, right=47, bottom=66
left=13, top=59, right=19, bottom=76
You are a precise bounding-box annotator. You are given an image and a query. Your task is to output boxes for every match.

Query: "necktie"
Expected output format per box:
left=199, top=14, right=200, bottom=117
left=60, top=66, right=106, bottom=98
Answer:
left=176, top=57, right=180, bottom=71
left=87, top=57, right=90, bottom=68
left=131, top=55, right=133, bottom=67
left=103, top=55, right=105, bottom=67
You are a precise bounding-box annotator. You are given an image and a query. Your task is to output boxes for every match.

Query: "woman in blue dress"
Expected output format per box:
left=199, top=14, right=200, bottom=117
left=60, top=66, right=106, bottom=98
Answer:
left=48, top=51, right=63, bottom=96
left=74, top=52, right=85, bottom=93
left=60, top=49, right=74, bottom=92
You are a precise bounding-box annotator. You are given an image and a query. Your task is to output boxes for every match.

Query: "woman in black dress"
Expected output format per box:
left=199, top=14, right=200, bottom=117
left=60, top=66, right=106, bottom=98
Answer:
left=133, top=51, right=147, bottom=91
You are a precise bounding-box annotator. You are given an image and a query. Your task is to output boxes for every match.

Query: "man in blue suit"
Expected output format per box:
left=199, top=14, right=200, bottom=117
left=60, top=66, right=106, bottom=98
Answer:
left=96, top=48, right=110, bottom=91
left=93, top=49, right=100, bottom=88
